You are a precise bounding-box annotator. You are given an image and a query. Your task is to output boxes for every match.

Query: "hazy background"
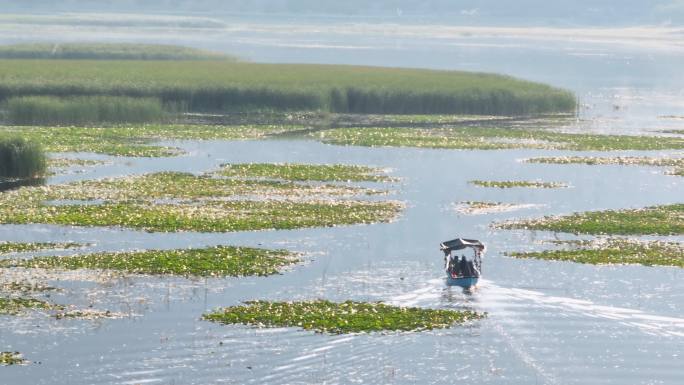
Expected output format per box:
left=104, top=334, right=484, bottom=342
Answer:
left=1, top=1, right=683, bottom=132
left=4, top=0, right=684, bottom=26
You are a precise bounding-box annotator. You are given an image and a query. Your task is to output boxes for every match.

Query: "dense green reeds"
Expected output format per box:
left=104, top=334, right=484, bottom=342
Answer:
left=0, top=43, right=232, bottom=61
left=0, top=60, right=575, bottom=115
left=5, top=96, right=165, bottom=125
left=0, top=137, right=46, bottom=179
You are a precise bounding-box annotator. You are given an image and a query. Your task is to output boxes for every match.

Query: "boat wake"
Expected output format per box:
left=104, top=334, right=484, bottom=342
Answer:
left=388, top=278, right=684, bottom=339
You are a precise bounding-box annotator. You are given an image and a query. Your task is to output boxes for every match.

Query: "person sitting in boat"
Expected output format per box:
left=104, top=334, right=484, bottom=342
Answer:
left=462, top=254, right=477, bottom=277
left=448, top=253, right=458, bottom=276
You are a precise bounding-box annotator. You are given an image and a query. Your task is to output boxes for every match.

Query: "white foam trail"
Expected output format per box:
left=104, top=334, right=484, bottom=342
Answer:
left=385, top=278, right=443, bottom=307
left=486, top=282, right=684, bottom=338
left=387, top=278, right=684, bottom=339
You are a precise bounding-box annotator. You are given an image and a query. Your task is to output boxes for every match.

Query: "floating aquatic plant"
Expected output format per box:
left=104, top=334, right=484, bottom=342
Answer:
left=0, top=242, right=81, bottom=255
left=0, top=297, right=60, bottom=315
left=470, top=180, right=567, bottom=189
left=217, top=163, right=392, bottom=182
left=0, top=170, right=400, bottom=232
left=453, top=201, right=540, bottom=215
left=54, top=309, right=125, bottom=320
left=0, top=199, right=401, bottom=233
left=202, top=300, right=484, bottom=334
left=506, top=238, right=684, bottom=267
left=314, top=126, right=684, bottom=151
left=525, top=156, right=684, bottom=176
left=498, top=204, right=684, bottom=235
left=0, top=124, right=303, bottom=157
left=0, top=352, right=27, bottom=366
left=0, top=281, right=57, bottom=293
left=1, top=246, right=298, bottom=277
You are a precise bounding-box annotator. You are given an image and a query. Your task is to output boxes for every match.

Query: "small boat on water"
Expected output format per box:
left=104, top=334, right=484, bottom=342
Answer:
left=440, top=238, right=486, bottom=289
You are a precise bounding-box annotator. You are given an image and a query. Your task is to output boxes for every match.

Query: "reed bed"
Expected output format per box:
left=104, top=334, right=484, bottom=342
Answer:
left=0, top=60, right=576, bottom=115
left=0, top=43, right=232, bottom=61
left=5, top=96, right=164, bottom=125
left=0, top=137, right=46, bottom=179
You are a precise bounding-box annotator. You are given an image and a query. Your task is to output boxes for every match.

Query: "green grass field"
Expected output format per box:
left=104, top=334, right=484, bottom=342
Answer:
left=0, top=60, right=575, bottom=115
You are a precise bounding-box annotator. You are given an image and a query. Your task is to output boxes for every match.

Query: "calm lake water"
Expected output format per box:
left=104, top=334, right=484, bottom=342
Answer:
left=1, top=18, right=683, bottom=385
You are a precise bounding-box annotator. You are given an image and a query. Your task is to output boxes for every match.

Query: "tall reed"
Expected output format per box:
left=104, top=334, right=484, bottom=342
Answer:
left=0, top=60, right=576, bottom=116
left=5, top=96, right=165, bottom=125
left=0, top=137, right=46, bottom=179
left=0, top=43, right=232, bottom=61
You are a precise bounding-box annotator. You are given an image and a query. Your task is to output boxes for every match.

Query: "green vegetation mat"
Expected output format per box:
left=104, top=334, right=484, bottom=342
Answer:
left=0, top=170, right=400, bottom=232
left=1, top=246, right=298, bottom=277
left=0, top=43, right=232, bottom=61
left=202, top=300, right=484, bottom=334
left=0, top=352, right=27, bottom=366
left=507, top=239, right=684, bottom=267
left=0, top=242, right=81, bottom=254
left=0, top=125, right=303, bottom=157
left=526, top=156, right=684, bottom=167
left=470, top=180, right=567, bottom=189
left=217, top=163, right=391, bottom=182
left=0, top=297, right=58, bottom=315
left=498, top=204, right=684, bottom=235
left=0, top=60, right=575, bottom=115
left=29, top=171, right=368, bottom=201
left=53, top=309, right=121, bottom=320
left=526, top=156, right=684, bottom=176
left=314, top=126, right=684, bottom=151
left=0, top=200, right=400, bottom=232
left=48, top=158, right=107, bottom=172
left=0, top=281, right=57, bottom=293
left=454, top=201, right=538, bottom=215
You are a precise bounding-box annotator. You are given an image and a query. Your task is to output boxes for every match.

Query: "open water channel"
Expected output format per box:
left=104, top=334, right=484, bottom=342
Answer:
left=1, top=17, right=683, bottom=385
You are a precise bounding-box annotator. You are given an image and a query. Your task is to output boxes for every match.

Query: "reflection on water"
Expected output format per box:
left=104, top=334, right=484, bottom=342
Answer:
left=0, top=139, right=682, bottom=384
left=0, top=177, right=45, bottom=192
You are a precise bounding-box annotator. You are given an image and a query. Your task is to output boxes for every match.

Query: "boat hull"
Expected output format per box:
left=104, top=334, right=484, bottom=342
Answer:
left=445, top=275, right=479, bottom=288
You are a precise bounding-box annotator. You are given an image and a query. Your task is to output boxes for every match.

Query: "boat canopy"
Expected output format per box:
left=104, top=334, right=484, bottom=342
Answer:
left=440, top=238, right=486, bottom=252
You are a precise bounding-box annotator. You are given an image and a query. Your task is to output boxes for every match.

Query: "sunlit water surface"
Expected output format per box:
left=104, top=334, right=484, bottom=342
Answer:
left=0, top=18, right=683, bottom=385
left=1, top=140, right=682, bottom=385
